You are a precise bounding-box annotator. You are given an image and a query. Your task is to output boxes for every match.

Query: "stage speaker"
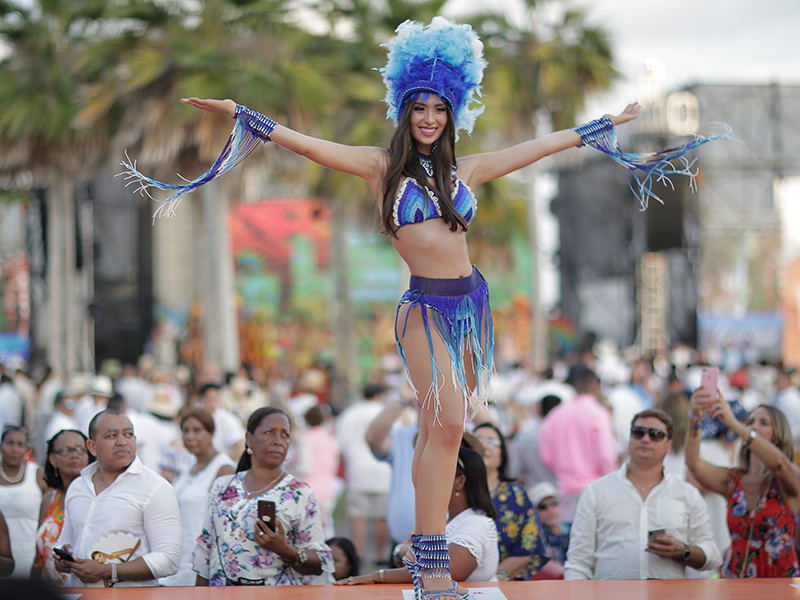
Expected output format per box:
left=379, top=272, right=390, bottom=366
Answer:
left=646, top=184, right=684, bottom=251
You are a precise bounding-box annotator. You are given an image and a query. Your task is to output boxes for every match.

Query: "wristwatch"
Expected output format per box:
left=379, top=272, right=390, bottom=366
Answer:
left=293, top=548, right=308, bottom=568
left=679, top=544, right=692, bottom=563
left=743, top=429, right=758, bottom=448
left=108, top=562, right=119, bottom=586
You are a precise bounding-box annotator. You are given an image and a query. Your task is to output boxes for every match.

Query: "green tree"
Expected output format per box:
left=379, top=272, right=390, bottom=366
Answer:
left=0, top=0, right=134, bottom=376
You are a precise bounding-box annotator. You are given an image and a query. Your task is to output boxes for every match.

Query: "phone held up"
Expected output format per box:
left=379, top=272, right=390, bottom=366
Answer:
left=258, top=500, right=277, bottom=532
left=700, top=366, right=719, bottom=399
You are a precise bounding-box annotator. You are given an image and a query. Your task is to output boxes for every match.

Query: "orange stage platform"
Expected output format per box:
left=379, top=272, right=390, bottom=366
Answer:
left=62, top=578, right=800, bottom=600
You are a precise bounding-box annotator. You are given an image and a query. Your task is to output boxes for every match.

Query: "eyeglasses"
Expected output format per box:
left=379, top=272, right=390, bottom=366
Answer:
left=52, top=446, right=89, bottom=457
left=630, top=426, right=668, bottom=442
left=537, top=499, right=558, bottom=511
left=476, top=437, right=501, bottom=449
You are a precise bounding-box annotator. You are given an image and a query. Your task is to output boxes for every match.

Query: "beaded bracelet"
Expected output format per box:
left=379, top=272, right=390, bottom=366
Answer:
left=573, top=116, right=614, bottom=147
left=236, top=104, right=278, bottom=142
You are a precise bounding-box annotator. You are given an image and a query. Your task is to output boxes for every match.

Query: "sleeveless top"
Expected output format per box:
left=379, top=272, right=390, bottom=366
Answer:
left=393, top=172, right=477, bottom=232
left=161, top=452, right=236, bottom=586
left=34, top=489, right=68, bottom=586
left=723, top=468, right=799, bottom=578
left=0, top=461, right=42, bottom=577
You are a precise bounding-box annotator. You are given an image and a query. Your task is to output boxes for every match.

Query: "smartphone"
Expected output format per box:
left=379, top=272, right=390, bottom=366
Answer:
left=258, top=500, right=276, bottom=532
left=54, top=546, right=75, bottom=562
left=700, top=366, right=719, bottom=398
left=648, top=529, right=665, bottom=541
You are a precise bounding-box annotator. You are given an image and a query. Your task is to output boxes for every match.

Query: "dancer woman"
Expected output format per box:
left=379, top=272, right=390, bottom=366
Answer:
left=124, top=17, right=729, bottom=598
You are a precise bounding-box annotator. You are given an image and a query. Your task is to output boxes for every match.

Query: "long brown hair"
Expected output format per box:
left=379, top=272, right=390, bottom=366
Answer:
left=740, top=404, right=795, bottom=472
left=380, top=97, right=466, bottom=236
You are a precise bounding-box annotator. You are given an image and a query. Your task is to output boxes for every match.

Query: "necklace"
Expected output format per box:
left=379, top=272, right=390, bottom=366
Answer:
left=419, top=154, right=433, bottom=178
left=244, top=470, right=285, bottom=498
left=0, top=461, right=24, bottom=484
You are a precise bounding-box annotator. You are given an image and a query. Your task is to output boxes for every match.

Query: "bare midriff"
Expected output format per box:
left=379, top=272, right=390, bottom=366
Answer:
left=391, top=218, right=473, bottom=279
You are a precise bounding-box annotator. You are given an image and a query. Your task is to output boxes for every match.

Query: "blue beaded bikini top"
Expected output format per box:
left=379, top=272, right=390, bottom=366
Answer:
left=392, top=169, right=477, bottom=232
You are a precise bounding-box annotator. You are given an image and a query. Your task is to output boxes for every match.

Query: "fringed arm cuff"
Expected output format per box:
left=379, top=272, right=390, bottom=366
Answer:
left=118, top=105, right=277, bottom=220
left=573, top=117, right=732, bottom=209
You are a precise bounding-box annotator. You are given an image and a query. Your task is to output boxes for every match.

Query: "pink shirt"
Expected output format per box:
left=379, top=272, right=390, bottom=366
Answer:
left=302, top=426, right=340, bottom=503
left=539, top=394, right=617, bottom=496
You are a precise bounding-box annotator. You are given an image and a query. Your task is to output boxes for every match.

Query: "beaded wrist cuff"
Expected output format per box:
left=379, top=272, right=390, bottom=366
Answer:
left=573, top=116, right=614, bottom=147
left=236, top=104, right=277, bottom=142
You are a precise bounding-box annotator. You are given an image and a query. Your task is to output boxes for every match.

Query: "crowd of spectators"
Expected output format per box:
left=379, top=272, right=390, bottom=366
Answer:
left=1, top=341, right=800, bottom=588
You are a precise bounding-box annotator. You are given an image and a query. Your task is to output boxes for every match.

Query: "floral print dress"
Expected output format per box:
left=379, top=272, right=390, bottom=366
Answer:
left=192, top=472, right=334, bottom=586
left=724, top=469, right=799, bottom=578
left=492, top=480, right=549, bottom=580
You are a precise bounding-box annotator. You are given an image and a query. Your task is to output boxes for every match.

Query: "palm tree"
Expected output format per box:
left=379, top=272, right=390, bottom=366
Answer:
left=0, top=0, right=125, bottom=376
left=465, top=1, right=620, bottom=365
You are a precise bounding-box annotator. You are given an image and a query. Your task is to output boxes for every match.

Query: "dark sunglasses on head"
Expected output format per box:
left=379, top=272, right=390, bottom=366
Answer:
left=630, top=426, right=668, bottom=442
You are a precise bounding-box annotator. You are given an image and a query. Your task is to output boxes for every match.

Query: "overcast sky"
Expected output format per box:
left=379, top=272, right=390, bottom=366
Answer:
left=456, top=0, right=800, bottom=116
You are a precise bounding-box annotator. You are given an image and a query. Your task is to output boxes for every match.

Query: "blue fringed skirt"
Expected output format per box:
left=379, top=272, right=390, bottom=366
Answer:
left=395, top=266, right=494, bottom=424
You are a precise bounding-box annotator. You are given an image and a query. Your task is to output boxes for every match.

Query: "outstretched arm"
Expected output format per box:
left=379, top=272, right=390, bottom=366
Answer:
left=458, top=103, right=640, bottom=187
left=684, top=389, right=733, bottom=497
left=181, top=98, right=387, bottom=192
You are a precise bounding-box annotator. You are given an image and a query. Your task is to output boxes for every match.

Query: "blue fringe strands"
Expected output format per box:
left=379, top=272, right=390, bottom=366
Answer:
left=573, top=117, right=733, bottom=209
left=118, top=104, right=276, bottom=221
left=381, top=17, right=487, bottom=137
left=395, top=267, right=493, bottom=426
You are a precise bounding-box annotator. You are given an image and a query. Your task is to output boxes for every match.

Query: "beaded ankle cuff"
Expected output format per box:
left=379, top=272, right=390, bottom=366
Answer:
left=416, top=534, right=451, bottom=580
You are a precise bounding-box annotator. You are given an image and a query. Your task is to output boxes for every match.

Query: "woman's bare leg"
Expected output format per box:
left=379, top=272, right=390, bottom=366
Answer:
left=398, top=303, right=467, bottom=597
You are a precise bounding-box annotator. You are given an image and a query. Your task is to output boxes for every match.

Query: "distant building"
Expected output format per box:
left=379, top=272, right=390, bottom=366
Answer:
left=554, top=83, right=800, bottom=360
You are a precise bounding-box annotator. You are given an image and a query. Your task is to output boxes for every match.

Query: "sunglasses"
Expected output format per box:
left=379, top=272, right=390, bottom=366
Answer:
left=537, top=499, right=558, bottom=511
left=630, top=426, right=668, bottom=442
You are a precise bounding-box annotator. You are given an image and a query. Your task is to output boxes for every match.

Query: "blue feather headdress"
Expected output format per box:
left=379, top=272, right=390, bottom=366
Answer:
left=381, top=17, right=487, bottom=136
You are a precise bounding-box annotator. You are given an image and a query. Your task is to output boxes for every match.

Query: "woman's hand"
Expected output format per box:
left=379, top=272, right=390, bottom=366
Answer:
left=181, top=98, right=236, bottom=118
left=333, top=572, right=381, bottom=585
left=254, top=515, right=289, bottom=554
left=689, top=387, right=716, bottom=421
left=706, top=391, right=741, bottom=430
left=607, top=102, right=641, bottom=126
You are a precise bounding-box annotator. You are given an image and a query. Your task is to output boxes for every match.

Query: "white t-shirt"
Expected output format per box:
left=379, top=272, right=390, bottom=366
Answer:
left=446, top=508, right=499, bottom=582
left=44, top=411, right=78, bottom=443
left=212, top=407, right=246, bottom=458
left=336, top=401, right=391, bottom=494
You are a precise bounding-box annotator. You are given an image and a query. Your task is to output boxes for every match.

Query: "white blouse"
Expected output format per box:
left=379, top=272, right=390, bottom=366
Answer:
left=446, top=507, right=499, bottom=582
left=162, top=452, right=235, bottom=586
